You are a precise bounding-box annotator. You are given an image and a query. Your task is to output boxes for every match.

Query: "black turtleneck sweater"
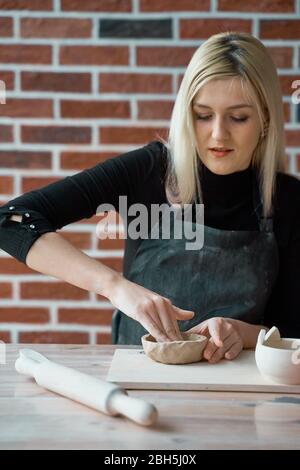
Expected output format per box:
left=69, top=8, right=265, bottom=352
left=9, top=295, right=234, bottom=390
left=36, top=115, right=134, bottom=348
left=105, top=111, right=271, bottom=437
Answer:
left=199, top=160, right=259, bottom=231
left=0, top=140, right=299, bottom=337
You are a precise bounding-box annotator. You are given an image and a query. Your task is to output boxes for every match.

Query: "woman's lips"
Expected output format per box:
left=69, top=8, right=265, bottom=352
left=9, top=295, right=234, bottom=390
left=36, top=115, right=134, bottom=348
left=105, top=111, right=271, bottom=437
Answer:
left=209, top=149, right=233, bottom=157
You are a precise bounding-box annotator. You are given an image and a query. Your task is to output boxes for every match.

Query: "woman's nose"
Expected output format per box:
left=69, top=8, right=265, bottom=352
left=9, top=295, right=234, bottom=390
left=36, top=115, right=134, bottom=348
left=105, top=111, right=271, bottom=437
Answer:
left=211, top=117, right=230, bottom=140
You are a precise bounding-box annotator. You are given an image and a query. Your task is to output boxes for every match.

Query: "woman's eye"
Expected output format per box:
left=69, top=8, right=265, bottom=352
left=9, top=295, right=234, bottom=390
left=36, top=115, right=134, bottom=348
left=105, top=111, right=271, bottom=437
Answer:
left=232, top=116, right=248, bottom=122
left=196, top=115, right=248, bottom=123
left=196, top=115, right=211, bottom=120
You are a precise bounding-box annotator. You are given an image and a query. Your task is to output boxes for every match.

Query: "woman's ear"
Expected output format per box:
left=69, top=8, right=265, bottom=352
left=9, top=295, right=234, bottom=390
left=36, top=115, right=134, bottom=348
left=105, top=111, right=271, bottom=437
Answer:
left=261, top=118, right=269, bottom=137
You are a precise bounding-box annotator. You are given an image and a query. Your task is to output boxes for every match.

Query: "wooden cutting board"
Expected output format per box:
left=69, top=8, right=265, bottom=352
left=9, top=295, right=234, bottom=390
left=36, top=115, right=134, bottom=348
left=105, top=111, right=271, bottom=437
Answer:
left=107, top=349, right=300, bottom=393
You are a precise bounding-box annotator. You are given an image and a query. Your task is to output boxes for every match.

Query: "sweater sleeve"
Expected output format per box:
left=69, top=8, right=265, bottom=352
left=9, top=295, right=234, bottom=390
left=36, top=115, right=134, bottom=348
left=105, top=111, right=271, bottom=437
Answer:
left=0, top=140, right=163, bottom=265
left=263, top=174, right=300, bottom=338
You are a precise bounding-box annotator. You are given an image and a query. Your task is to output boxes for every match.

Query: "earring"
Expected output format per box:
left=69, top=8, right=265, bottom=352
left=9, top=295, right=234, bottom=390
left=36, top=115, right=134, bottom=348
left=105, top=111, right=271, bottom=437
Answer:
left=261, top=125, right=268, bottom=138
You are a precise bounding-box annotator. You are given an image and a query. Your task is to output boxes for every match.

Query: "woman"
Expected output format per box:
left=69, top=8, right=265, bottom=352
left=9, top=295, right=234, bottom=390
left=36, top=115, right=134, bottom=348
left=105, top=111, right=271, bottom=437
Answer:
left=0, top=32, right=299, bottom=363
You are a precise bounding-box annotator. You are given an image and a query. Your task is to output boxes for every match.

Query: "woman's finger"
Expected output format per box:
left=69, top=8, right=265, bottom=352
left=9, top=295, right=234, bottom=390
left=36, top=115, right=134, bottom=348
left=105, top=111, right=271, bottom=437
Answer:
left=138, top=310, right=170, bottom=343
left=208, top=318, right=234, bottom=348
left=163, top=300, right=183, bottom=340
left=186, top=320, right=208, bottom=336
left=203, top=337, right=219, bottom=361
left=172, top=304, right=195, bottom=321
left=155, top=298, right=181, bottom=341
left=209, top=333, right=242, bottom=363
left=224, top=341, right=243, bottom=360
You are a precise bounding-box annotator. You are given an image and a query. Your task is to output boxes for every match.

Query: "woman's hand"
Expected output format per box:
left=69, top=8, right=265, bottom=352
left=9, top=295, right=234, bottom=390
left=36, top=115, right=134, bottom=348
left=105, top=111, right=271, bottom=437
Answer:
left=108, top=275, right=195, bottom=342
left=187, top=317, right=244, bottom=363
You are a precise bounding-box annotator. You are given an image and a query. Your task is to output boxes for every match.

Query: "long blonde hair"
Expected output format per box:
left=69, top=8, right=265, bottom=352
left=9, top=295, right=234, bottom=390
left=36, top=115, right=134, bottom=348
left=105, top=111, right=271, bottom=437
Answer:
left=157, top=31, right=286, bottom=218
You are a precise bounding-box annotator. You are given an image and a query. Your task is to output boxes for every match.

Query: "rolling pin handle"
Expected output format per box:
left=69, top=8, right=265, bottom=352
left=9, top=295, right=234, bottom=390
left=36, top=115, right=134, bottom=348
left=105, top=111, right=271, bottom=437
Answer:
left=109, top=391, right=158, bottom=426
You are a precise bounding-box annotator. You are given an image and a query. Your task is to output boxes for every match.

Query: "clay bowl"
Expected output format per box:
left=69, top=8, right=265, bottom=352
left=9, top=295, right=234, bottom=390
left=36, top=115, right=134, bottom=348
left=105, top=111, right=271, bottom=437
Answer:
left=255, top=326, right=300, bottom=385
left=141, top=332, right=208, bottom=365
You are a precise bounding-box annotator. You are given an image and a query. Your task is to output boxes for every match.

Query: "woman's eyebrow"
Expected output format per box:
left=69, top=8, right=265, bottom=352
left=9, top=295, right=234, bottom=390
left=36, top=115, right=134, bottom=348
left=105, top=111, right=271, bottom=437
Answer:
left=193, top=103, right=253, bottom=110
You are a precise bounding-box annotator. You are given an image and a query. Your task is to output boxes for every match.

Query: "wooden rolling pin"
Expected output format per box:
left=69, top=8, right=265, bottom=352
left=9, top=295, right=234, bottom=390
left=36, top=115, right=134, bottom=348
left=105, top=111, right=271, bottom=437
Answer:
left=15, top=348, right=158, bottom=426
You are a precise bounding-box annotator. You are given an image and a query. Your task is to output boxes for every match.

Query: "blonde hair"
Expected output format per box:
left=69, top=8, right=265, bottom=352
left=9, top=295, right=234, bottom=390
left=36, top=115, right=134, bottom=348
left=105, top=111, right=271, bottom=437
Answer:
left=157, top=31, right=286, bottom=218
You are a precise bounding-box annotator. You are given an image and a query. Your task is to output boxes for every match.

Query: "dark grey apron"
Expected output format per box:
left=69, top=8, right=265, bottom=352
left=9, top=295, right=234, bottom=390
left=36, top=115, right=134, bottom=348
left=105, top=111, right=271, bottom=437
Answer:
left=112, top=172, right=279, bottom=345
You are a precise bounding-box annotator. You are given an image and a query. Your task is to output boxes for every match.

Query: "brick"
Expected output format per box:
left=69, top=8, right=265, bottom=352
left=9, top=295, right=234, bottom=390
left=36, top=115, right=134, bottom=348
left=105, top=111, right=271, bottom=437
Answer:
left=140, top=0, right=209, bottom=11
left=21, top=71, right=91, bottom=93
left=19, top=331, right=89, bottom=344
left=0, top=282, right=12, bottom=298
left=0, top=98, right=53, bottom=118
left=0, top=45, right=52, bottom=64
left=296, top=154, right=300, bottom=172
left=94, top=256, right=123, bottom=272
left=59, top=231, right=92, bottom=250
left=0, top=331, right=10, bottom=342
left=58, top=308, right=113, bottom=325
left=0, top=1, right=52, bottom=10
left=20, top=282, right=89, bottom=300
left=180, top=19, right=252, bottom=39
left=61, top=0, right=131, bottom=11
left=137, top=46, right=196, bottom=67
left=0, top=125, right=13, bottom=142
left=100, top=73, right=172, bottom=93
left=60, top=150, right=115, bottom=170
left=97, top=237, right=125, bottom=252
left=0, top=176, right=14, bottom=194
left=218, top=0, right=294, bottom=12
left=0, top=307, right=49, bottom=323
left=279, top=75, right=300, bottom=96
left=0, top=18, right=13, bottom=37
left=283, top=153, right=290, bottom=172
left=100, top=126, right=168, bottom=145
left=260, top=21, right=300, bottom=39
left=138, top=100, right=173, bottom=120
left=99, top=19, right=172, bottom=39
left=21, top=125, right=91, bottom=144
left=0, top=150, right=51, bottom=169
left=0, top=258, right=36, bottom=274
left=285, top=130, right=300, bottom=146
left=176, top=73, right=184, bottom=91
left=96, top=332, right=112, bottom=344
left=60, top=45, right=128, bottom=65
left=0, top=176, right=13, bottom=194
left=21, top=18, right=92, bottom=38
left=60, top=100, right=130, bottom=119
left=96, top=237, right=125, bottom=250
left=0, top=71, right=14, bottom=90
left=267, top=47, right=293, bottom=69
left=21, top=176, right=61, bottom=193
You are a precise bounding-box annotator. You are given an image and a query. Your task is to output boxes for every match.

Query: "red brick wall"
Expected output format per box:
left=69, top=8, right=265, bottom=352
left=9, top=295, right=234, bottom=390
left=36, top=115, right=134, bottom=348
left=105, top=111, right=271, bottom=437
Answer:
left=0, top=0, right=299, bottom=344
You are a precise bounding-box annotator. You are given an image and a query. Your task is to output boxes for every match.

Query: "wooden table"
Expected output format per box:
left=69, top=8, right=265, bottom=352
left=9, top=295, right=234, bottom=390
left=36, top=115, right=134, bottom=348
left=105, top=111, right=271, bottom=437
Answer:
left=1, top=344, right=300, bottom=450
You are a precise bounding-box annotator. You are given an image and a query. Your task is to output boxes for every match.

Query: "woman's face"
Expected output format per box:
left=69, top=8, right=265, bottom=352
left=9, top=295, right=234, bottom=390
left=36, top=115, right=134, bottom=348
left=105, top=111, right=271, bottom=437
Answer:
left=192, top=77, right=262, bottom=175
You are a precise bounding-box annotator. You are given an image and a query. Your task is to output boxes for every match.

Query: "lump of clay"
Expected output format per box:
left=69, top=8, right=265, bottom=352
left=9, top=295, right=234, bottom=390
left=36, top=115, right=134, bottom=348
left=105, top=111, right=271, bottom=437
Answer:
left=141, top=332, right=208, bottom=365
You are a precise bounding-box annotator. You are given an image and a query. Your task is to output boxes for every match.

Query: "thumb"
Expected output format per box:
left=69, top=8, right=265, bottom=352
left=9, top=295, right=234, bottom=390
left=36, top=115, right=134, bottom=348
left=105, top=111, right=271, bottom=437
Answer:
left=208, top=320, right=223, bottom=347
left=173, top=306, right=195, bottom=320
left=213, top=336, right=223, bottom=348
left=187, top=320, right=208, bottom=336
